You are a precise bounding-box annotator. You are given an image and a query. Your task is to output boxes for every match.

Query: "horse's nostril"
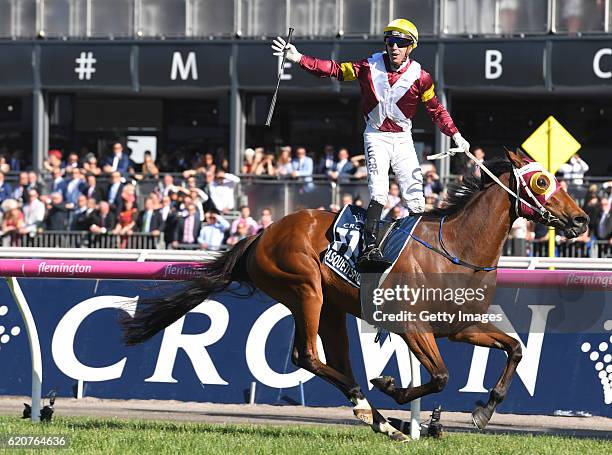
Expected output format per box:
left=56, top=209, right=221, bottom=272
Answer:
left=573, top=216, right=588, bottom=226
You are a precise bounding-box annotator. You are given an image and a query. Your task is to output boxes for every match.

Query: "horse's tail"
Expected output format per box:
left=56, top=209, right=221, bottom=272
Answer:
left=121, top=234, right=260, bottom=346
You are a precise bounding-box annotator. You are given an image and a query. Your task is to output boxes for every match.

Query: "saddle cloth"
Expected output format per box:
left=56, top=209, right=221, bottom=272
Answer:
left=323, top=204, right=422, bottom=288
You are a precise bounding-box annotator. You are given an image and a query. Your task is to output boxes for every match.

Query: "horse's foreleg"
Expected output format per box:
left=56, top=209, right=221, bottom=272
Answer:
left=371, top=331, right=449, bottom=405
left=318, top=305, right=409, bottom=442
left=448, top=322, right=522, bottom=429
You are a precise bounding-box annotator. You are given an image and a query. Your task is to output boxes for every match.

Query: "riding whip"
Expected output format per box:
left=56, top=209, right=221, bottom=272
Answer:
left=266, top=27, right=294, bottom=126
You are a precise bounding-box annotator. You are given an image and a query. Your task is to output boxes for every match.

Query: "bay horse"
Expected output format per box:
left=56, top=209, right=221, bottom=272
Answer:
left=122, top=150, right=588, bottom=441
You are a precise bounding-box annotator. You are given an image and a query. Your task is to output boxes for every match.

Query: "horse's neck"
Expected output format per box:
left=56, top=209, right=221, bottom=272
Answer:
left=445, top=176, right=514, bottom=267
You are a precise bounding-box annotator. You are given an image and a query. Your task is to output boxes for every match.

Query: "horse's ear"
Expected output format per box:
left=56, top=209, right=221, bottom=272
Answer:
left=505, top=148, right=528, bottom=168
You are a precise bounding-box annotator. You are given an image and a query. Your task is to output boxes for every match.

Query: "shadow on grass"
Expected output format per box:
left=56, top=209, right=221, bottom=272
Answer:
left=56, top=417, right=360, bottom=441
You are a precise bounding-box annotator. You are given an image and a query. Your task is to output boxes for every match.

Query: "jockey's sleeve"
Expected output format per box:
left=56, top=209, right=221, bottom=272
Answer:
left=419, top=71, right=459, bottom=137
left=299, top=55, right=365, bottom=81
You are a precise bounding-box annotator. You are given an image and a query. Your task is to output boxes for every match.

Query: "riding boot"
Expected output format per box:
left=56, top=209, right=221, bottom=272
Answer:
left=357, top=200, right=392, bottom=272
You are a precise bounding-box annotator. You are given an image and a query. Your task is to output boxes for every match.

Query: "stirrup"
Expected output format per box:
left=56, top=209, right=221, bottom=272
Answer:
left=357, top=247, right=392, bottom=272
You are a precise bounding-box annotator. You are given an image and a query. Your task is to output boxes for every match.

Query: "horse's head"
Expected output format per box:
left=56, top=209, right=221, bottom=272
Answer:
left=506, top=149, right=589, bottom=238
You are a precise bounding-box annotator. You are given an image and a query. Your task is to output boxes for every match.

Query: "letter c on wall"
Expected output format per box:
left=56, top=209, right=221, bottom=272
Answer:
left=246, top=303, right=325, bottom=389
left=52, top=295, right=136, bottom=381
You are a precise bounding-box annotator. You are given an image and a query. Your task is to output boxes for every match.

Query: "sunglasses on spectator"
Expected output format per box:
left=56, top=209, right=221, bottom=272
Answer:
left=385, top=37, right=413, bottom=48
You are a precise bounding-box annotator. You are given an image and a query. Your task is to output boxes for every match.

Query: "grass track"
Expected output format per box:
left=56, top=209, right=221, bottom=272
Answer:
left=0, top=416, right=610, bottom=454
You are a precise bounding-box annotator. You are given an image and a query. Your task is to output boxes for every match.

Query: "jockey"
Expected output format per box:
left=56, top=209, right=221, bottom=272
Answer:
left=272, top=19, right=470, bottom=270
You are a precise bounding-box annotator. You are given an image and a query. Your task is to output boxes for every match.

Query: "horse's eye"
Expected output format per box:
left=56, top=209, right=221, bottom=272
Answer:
left=537, top=177, right=548, bottom=188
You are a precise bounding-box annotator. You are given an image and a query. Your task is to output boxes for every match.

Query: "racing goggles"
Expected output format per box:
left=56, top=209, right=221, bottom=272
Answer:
left=384, top=36, right=413, bottom=48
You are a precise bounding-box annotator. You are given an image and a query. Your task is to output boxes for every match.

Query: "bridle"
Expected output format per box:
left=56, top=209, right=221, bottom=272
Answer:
left=427, top=148, right=561, bottom=225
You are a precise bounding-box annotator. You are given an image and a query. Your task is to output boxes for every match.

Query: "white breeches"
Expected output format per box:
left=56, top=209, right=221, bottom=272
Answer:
left=363, top=124, right=425, bottom=213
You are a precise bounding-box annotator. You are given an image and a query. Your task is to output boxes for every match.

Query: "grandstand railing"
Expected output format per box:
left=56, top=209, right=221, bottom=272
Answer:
left=2, top=231, right=165, bottom=250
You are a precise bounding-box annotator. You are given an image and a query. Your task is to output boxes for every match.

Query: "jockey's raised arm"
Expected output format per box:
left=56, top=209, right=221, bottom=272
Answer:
left=271, top=18, right=471, bottom=271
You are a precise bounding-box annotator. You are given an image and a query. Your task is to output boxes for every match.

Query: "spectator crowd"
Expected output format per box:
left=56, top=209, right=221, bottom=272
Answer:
left=0, top=142, right=273, bottom=250
left=0, top=142, right=609, bottom=256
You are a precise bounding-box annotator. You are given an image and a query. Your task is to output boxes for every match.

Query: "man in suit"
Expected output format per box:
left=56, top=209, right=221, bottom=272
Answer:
left=43, top=192, right=72, bottom=231
left=159, top=195, right=177, bottom=247
left=11, top=171, right=30, bottom=204
left=596, top=198, right=612, bottom=242
left=65, top=168, right=86, bottom=205
left=89, top=201, right=117, bottom=234
left=50, top=167, right=67, bottom=199
left=172, top=203, right=201, bottom=247
left=327, top=148, right=355, bottom=183
left=0, top=172, right=12, bottom=202
left=136, top=197, right=164, bottom=236
left=106, top=171, right=124, bottom=212
left=103, top=142, right=130, bottom=176
left=83, top=173, right=105, bottom=202
left=70, top=194, right=92, bottom=231
left=27, top=171, right=44, bottom=196
left=315, top=144, right=336, bottom=175
left=291, top=147, right=314, bottom=180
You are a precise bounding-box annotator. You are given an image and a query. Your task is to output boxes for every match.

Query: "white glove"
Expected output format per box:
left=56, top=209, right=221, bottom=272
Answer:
left=271, top=36, right=302, bottom=64
left=452, top=133, right=470, bottom=154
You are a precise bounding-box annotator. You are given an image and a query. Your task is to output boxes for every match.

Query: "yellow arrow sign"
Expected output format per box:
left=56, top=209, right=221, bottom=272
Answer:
left=521, top=116, right=581, bottom=174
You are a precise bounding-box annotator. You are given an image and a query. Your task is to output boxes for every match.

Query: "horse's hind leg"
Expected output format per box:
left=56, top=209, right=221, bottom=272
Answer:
left=449, top=322, right=522, bottom=429
left=371, top=331, right=449, bottom=405
left=318, top=304, right=409, bottom=442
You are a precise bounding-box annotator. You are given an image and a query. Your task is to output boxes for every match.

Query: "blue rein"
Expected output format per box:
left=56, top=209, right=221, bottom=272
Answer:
left=383, top=215, right=497, bottom=272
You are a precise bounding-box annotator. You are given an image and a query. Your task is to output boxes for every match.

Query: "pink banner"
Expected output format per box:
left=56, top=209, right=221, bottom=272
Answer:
left=0, top=259, right=205, bottom=281
left=0, top=259, right=609, bottom=290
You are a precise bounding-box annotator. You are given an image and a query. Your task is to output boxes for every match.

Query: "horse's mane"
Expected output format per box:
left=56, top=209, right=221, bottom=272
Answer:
left=426, top=157, right=513, bottom=217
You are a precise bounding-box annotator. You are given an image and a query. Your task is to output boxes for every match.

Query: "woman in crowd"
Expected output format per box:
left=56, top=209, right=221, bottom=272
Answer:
left=114, top=199, right=138, bottom=248
left=134, top=151, right=160, bottom=180
left=253, top=151, right=277, bottom=176
left=241, top=148, right=256, bottom=174
left=1, top=200, right=24, bottom=246
left=275, top=148, right=293, bottom=177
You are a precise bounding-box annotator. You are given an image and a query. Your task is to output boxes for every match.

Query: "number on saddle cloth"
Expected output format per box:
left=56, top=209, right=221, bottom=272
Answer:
left=324, top=204, right=422, bottom=289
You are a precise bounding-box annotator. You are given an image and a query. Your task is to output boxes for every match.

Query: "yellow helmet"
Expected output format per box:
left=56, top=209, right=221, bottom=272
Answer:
left=384, top=19, right=419, bottom=48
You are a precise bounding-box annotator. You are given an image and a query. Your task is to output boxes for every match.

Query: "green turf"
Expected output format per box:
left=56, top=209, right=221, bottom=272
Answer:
left=0, top=415, right=609, bottom=454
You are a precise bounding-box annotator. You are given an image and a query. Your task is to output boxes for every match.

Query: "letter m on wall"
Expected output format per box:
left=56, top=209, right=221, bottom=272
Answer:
left=171, top=52, right=198, bottom=81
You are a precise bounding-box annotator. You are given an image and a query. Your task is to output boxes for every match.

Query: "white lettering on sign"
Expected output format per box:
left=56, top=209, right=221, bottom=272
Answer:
left=171, top=51, right=199, bottom=81
left=145, top=300, right=229, bottom=385
left=246, top=303, right=325, bottom=388
left=52, top=295, right=136, bottom=381
left=485, top=50, right=503, bottom=80
left=593, top=48, right=612, bottom=79
left=48, top=295, right=554, bottom=398
left=459, top=304, right=554, bottom=396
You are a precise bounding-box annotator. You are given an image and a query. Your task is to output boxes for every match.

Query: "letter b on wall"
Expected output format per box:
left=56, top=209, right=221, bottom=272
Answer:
left=485, top=50, right=503, bottom=80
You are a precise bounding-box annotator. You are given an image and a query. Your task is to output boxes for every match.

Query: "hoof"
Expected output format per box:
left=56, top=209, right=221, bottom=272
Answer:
left=471, top=406, right=490, bottom=430
left=370, top=375, right=395, bottom=393
left=353, top=407, right=373, bottom=426
left=374, top=419, right=411, bottom=442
